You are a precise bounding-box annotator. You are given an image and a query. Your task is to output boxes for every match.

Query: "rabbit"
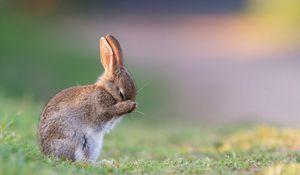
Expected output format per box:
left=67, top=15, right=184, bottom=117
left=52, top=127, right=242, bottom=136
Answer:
left=38, top=34, right=137, bottom=163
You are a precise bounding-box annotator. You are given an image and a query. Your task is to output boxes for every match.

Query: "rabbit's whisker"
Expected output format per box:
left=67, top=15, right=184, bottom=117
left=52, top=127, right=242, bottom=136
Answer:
left=137, top=81, right=152, bottom=94
left=133, top=110, right=145, bottom=116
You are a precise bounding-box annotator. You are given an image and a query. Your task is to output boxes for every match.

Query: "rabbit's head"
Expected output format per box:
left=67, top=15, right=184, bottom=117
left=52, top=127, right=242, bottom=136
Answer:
left=96, top=35, right=136, bottom=102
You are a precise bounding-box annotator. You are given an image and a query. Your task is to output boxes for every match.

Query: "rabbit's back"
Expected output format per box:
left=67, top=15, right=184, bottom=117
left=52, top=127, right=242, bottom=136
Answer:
left=40, top=85, right=114, bottom=121
left=41, top=86, right=86, bottom=119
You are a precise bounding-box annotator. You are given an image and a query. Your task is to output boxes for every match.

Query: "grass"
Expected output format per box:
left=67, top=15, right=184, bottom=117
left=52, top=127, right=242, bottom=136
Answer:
left=1, top=95, right=300, bottom=175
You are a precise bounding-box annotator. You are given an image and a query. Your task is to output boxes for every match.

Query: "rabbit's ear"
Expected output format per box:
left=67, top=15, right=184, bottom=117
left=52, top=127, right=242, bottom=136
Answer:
left=104, top=35, right=124, bottom=67
left=99, top=35, right=118, bottom=73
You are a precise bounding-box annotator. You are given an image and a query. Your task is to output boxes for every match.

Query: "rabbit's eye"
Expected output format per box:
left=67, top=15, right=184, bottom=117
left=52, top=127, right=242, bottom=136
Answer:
left=119, top=91, right=125, bottom=100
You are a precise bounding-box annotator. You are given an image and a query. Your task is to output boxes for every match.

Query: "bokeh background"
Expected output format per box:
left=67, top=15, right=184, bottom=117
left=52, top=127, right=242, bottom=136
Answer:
left=1, top=0, right=300, bottom=125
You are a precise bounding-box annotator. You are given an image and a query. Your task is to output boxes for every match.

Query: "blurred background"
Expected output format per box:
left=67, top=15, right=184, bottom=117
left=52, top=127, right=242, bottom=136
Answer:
left=1, top=0, right=300, bottom=125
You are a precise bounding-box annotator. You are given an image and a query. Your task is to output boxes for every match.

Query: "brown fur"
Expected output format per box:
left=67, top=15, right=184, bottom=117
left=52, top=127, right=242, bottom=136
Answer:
left=38, top=35, right=137, bottom=162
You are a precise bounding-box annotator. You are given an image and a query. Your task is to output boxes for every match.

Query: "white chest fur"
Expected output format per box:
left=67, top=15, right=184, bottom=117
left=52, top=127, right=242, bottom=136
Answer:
left=75, top=116, right=123, bottom=162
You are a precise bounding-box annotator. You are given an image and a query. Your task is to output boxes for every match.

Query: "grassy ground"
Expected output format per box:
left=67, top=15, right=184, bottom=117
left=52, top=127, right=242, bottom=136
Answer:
left=1, top=95, right=300, bottom=175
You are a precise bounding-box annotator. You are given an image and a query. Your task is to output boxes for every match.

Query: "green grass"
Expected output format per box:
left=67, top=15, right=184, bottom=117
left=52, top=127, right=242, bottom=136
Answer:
left=1, top=95, right=300, bottom=175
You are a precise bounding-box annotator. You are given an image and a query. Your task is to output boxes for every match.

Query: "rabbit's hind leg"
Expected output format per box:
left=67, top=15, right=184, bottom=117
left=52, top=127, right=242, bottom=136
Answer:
left=49, top=139, right=76, bottom=161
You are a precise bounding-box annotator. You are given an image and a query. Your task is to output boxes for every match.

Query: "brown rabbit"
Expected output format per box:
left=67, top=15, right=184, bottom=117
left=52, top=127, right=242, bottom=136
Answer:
left=38, top=35, right=137, bottom=163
